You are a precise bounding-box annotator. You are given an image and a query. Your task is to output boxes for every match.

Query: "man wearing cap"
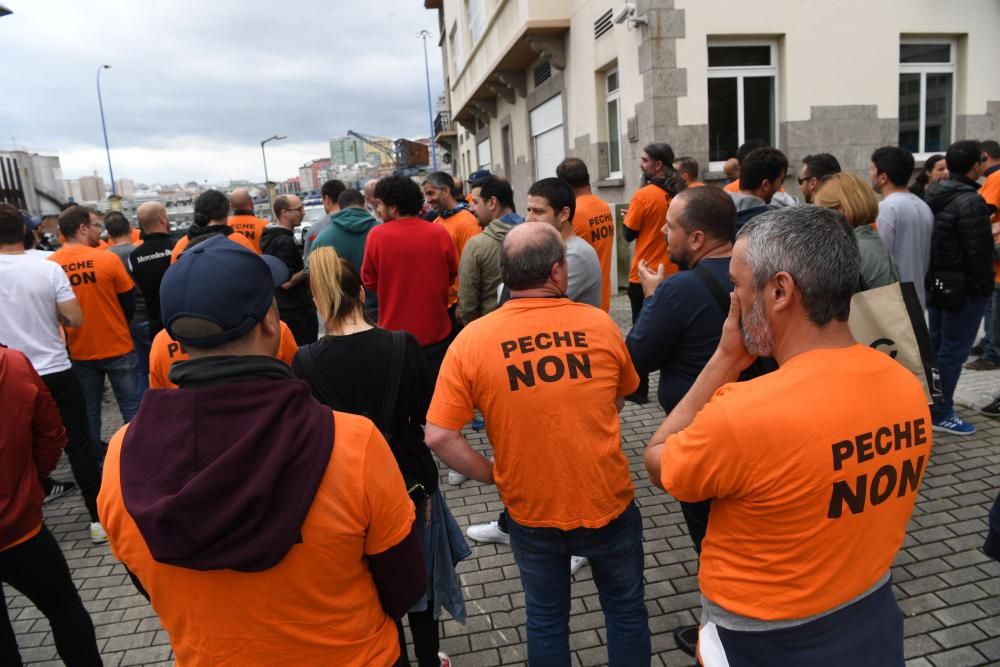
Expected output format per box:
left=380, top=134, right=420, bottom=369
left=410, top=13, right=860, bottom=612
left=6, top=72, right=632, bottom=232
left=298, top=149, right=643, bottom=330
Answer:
left=98, top=235, right=426, bottom=665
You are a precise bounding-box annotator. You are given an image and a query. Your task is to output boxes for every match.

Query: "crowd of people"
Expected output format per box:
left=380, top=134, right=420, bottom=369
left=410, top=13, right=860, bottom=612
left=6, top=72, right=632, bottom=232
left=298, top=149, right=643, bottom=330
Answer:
left=0, top=134, right=999, bottom=667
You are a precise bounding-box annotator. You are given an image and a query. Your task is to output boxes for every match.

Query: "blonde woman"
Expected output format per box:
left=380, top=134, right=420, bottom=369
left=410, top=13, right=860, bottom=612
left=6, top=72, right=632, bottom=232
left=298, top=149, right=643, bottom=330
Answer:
left=292, top=247, right=469, bottom=667
left=815, top=172, right=900, bottom=291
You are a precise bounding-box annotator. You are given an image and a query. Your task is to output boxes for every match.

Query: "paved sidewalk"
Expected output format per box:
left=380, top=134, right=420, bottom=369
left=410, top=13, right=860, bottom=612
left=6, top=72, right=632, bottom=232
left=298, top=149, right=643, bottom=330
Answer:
left=6, top=295, right=1000, bottom=666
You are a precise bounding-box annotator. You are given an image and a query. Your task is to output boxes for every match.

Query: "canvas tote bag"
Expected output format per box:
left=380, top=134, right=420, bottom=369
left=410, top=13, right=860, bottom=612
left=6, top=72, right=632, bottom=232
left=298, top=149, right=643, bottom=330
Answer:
left=848, top=281, right=939, bottom=403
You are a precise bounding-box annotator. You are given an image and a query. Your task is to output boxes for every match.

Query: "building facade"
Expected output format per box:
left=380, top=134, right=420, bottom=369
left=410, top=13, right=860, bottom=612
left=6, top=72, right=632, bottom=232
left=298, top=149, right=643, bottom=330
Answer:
left=426, top=0, right=1000, bottom=206
left=0, top=151, right=67, bottom=216
left=298, top=158, right=332, bottom=192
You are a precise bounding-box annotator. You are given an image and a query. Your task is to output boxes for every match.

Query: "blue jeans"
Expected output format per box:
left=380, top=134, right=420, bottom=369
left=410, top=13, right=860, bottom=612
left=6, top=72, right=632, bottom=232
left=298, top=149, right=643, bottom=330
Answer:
left=507, top=502, right=650, bottom=667
left=929, top=295, right=989, bottom=420
left=129, top=320, right=152, bottom=395
left=73, top=352, right=142, bottom=447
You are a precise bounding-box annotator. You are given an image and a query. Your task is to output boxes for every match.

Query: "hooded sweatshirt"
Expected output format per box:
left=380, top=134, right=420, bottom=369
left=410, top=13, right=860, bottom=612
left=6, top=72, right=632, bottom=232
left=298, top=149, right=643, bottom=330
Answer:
left=456, top=219, right=513, bottom=325
left=311, top=206, right=379, bottom=274
left=312, top=206, right=380, bottom=311
left=117, top=356, right=333, bottom=571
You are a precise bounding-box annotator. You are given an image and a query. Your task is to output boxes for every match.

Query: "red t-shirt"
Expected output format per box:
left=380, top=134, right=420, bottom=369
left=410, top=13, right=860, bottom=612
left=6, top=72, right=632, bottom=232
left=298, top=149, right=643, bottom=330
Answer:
left=361, top=217, right=457, bottom=347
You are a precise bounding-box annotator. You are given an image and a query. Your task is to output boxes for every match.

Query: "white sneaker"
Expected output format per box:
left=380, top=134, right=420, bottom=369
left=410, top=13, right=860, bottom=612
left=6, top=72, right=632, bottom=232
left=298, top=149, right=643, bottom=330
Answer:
left=570, top=555, right=588, bottom=575
left=90, top=522, right=108, bottom=545
left=438, top=652, right=452, bottom=667
left=447, top=470, right=467, bottom=486
left=466, top=520, right=511, bottom=545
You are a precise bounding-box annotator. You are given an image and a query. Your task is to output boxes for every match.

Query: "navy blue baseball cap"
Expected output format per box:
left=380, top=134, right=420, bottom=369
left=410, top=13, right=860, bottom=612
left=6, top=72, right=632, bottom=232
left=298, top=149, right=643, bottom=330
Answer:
left=160, top=235, right=290, bottom=348
left=468, top=169, right=492, bottom=183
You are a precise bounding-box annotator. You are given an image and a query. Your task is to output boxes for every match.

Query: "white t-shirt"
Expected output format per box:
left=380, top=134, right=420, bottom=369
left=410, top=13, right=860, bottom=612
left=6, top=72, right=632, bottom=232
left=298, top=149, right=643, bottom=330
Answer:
left=0, top=253, right=76, bottom=374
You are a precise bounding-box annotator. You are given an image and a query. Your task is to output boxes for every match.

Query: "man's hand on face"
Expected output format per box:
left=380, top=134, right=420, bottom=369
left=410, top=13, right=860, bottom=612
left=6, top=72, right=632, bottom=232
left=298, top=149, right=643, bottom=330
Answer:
left=714, top=291, right=757, bottom=375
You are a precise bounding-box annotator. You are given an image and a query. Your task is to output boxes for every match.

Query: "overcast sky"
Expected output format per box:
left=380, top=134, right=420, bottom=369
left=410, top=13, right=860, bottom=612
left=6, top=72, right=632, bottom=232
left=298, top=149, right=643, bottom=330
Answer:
left=1, top=1, right=444, bottom=185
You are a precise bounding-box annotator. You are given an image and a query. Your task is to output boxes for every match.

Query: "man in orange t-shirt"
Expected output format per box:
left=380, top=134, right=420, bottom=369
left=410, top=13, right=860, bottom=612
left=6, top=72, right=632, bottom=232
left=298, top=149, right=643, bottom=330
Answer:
left=557, top=157, right=615, bottom=311
left=148, top=321, right=299, bottom=389
left=623, top=142, right=680, bottom=404
left=98, top=234, right=425, bottom=666
left=645, top=206, right=929, bottom=665
left=171, top=189, right=259, bottom=264
left=227, top=188, right=268, bottom=253
left=673, top=156, right=705, bottom=189
left=50, top=205, right=142, bottom=447
left=426, top=222, right=648, bottom=665
left=423, top=171, right=481, bottom=311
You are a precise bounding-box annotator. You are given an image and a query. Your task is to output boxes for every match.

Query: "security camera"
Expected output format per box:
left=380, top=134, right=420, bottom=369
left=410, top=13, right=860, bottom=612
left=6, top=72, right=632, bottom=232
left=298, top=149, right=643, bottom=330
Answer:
left=612, top=3, right=636, bottom=25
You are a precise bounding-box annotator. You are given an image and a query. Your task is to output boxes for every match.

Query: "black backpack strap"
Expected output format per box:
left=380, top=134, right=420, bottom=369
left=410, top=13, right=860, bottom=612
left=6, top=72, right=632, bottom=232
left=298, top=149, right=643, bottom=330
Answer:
left=691, top=262, right=730, bottom=316
left=377, top=330, right=407, bottom=433
left=295, top=342, right=348, bottom=411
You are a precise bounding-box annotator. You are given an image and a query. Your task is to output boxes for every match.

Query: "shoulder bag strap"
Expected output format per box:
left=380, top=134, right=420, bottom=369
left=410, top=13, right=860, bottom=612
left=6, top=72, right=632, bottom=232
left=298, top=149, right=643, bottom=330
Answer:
left=295, top=342, right=348, bottom=411
left=691, top=262, right=730, bottom=316
left=377, top=330, right=407, bottom=433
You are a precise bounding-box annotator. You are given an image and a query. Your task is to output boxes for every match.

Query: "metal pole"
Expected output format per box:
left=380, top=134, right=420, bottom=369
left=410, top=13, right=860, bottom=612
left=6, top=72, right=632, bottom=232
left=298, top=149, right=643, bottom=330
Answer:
left=97, top=64, right=116, bottom=196
left=260, top=135, right=286, bottom=216
left=418, top=30, right=438, bottom=171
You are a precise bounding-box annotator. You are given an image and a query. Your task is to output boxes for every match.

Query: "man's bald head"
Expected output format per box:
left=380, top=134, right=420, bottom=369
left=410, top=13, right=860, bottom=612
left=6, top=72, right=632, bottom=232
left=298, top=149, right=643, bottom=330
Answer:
left=229, top=188, right=253, bottom=211
left=500, top=222, right=566, bottom=291
left=137, top=202, right=168, bottom=233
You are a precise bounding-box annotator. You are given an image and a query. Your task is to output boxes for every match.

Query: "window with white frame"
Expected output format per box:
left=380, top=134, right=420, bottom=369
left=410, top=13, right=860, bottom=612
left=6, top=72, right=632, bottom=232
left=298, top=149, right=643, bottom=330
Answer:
left=706, top=42, right=778, bottom=169
left=467, top=0, right=485, bottom=45
left=606, top=68, right=622, bottom=178
left=477, top=138, right=492, bottom=170
left=899, top=40, right=956, bottom=156
left=449, top=23, right=464, bottom=75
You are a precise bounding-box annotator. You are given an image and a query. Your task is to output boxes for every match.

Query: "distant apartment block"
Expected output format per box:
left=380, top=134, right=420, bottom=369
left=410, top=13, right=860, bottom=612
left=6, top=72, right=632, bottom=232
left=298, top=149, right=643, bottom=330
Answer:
left=298, top=158, right=332, bottom=192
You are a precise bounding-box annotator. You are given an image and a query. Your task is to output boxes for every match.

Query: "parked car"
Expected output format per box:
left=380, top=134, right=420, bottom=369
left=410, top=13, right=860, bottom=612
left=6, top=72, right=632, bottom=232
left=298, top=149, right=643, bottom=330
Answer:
left=296, top=205, right=327, bottom=247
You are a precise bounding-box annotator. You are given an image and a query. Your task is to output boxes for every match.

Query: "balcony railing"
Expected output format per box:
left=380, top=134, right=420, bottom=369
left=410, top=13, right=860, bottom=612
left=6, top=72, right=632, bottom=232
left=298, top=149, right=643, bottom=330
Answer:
left=434, top=111, right=453, bottom=137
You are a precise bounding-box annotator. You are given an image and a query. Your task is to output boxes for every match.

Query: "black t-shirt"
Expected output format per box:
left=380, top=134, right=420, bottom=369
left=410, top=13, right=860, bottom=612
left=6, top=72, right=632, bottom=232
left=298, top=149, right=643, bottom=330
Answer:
left=128, top=232, right=175, bottom=335
left=291, top=328, right=438, bottom=493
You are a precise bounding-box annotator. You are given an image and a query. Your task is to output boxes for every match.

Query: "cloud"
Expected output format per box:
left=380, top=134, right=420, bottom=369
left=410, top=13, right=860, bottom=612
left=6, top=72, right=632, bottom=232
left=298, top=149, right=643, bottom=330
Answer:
left=0, top=0, right=444, bottom=183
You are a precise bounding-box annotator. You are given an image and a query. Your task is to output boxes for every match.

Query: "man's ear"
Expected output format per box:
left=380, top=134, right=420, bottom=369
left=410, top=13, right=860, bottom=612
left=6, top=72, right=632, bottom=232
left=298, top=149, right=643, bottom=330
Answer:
left=770, top=271, right=796, bottom=313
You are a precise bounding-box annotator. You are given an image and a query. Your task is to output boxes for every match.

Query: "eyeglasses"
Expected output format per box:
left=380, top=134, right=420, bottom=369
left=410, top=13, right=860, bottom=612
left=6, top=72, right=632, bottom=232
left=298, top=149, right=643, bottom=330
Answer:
left=289, top=206, right=304, bottom=213
left=797, top=177, right=813, bottom=185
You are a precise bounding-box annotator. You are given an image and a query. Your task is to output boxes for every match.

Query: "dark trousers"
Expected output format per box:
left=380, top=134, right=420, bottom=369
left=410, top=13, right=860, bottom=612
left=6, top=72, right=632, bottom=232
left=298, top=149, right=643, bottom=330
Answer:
left=627, top=283, right=649, bottom=396
left=283, top=313, right=320, bottom=345
left=395, top=602, right=440, bottom=667
left=40, top=369, right=102, bottom=523
left=0, top=526, right=102, bottom=666
left=929, top=295, right=989, bottom=420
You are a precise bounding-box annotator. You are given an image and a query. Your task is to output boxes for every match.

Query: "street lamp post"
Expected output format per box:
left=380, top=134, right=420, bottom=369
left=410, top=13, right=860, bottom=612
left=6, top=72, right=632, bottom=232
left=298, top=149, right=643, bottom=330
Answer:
left=260, top=134, right=286, bottom=214
left=417, top=30, right=438, bottom=172
left=96, top=64, right=116, bottom=198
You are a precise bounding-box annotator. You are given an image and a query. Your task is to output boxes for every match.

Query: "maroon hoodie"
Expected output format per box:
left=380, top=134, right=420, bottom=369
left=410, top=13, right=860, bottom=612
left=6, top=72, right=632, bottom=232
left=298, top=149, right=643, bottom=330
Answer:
left=0, top=347, right=66, bottom=549
left=120, top=356, right=334, bottom=571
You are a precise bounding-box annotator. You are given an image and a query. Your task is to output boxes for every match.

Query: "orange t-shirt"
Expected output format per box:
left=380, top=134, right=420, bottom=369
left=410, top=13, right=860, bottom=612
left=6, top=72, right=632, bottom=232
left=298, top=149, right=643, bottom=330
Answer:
left=688, top=181, right=706, bottom=188
left=148, top=324, right=299, bottom=389
left=49, top=244, right=134, bottom=361
left=435, top=209, right=481, bottom=306
left=572, top=194, right=615, bottom=311
left=622, top=184, right=678, bottom=284
left=98, top=412, right=414, bottom=666
left=427, top=297, right=639, bottom=529
left=660, top=345, right=931, bottom=620
left=171, top=230, right=259, bottom=264
left=723, top=179, right=740, bottom=193
left=59, top=234, right=108, bottom=249
left=978, top=170, right=1000, bottom=282
left=228, top=214, right=269, bottom=253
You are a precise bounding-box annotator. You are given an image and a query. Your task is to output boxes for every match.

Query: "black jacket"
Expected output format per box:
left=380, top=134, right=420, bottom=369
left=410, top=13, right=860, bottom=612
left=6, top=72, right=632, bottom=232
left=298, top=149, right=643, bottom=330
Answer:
left=128, top=232, right=175, bottom=335
left=926, top=177, right=994, bottom=298
left=260, top=227, right=314, bottom=318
